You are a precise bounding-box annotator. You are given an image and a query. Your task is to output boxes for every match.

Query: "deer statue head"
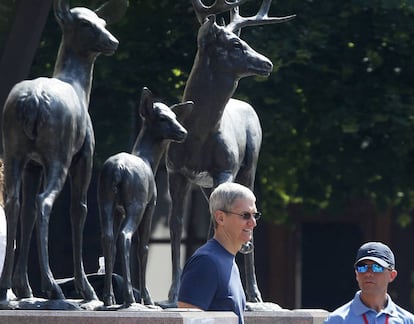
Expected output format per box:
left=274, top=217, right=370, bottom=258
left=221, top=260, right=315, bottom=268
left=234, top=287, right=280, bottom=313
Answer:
left=186, top=0, right=295, bottom=91
left=53, top=0, right=128, bottom=61
left=197, top=15, right=274, bottom=79
left=138, top=87, right=191, bottom=145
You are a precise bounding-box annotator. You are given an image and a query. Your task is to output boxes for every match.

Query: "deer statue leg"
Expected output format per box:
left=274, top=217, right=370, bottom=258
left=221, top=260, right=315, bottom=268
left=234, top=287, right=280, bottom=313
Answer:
left=137, top=199, right=155, bottom=305
left=119, top=202, right=143, bottom=306
left=167, top=172, right=192, bottom=305
left=36, top=162, right=69, bottom=299
left=0, top=158, right=23, bottom=300
left=12, top=163, right=42, bottom=298
left=69, top=139, right=98, bottom=301
left=99, top=198, right=116, bottom=306
left=236, top=166, right=263, bottom=303
left=244, top=241, right=262, bottom=302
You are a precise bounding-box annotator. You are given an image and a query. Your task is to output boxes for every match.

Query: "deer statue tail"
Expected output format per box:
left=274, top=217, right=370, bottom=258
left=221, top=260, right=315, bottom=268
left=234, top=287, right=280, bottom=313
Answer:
left=100, top=158, right=125, bottom=196
left=110, top=165, right=123, bottom=195
left=15, top=90, right=51, bottom=141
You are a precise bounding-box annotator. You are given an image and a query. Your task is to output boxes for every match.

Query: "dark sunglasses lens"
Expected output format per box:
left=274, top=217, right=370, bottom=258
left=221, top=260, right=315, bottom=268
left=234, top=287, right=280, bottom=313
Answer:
left=372, top=264, right=384, bottom=273
left=356, top=265, right=368, bottom=273
left=356, top=264, right=385, bottom=273
left=242, top=213, right=251, bottom=220
left=241, top=212, right=261, bottom=220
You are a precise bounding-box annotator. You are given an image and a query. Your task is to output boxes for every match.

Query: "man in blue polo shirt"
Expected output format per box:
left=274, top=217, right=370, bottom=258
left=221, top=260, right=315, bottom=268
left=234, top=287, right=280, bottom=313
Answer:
left=324, top=241, right=414, bottom=324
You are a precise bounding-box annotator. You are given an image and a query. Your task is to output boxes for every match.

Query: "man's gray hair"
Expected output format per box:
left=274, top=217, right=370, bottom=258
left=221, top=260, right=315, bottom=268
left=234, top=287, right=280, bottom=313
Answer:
left=209, top=183, right=256, bottom=224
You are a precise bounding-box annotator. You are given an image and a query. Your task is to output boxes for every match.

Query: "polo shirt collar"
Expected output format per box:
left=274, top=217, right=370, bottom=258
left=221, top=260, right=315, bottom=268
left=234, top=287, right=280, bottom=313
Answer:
left=351, top=291, right=398, bottom=317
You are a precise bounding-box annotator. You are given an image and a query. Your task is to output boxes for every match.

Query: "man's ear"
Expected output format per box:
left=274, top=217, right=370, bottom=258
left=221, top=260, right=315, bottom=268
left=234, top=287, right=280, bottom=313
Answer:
left=215, top=210, right=224, bottom=225
left=389, top=269, right=398, bottom=283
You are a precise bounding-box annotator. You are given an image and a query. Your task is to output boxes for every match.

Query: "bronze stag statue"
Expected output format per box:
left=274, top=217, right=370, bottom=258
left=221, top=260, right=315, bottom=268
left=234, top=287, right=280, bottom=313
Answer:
left=165, top=0, right=294, bottom=307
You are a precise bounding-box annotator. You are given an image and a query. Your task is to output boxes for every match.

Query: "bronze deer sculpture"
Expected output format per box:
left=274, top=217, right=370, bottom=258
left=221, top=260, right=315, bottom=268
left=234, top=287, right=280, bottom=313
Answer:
left=0, top=0, right=126, bottom=301
left=98, top=88, right=192, bottom=307
left=165, top=0, right=294, bottom=306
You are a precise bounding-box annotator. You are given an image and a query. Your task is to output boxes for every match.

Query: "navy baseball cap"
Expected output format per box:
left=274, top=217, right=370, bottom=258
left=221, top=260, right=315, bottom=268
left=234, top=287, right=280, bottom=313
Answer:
left=355, top=242, right=395, bottom=269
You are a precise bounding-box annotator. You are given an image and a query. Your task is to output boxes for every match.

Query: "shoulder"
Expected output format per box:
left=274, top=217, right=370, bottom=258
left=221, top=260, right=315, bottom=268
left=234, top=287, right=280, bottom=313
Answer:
left=324, top=300, right=354, bottom=324
left=186, top=252, right=216, bottom=269
left=194, top=240, right=231, bottom=258
left=183, top=240, right=233, bottom=275
left=392, top=303, right=414, bottom=323
left=184, top=242, right=220, bottom=272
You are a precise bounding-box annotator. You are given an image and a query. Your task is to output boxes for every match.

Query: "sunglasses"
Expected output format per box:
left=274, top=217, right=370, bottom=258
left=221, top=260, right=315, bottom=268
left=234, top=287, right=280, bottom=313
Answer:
left=355, top=263, right=390, bottom=273
left=221, top=210, right=261, bottom=220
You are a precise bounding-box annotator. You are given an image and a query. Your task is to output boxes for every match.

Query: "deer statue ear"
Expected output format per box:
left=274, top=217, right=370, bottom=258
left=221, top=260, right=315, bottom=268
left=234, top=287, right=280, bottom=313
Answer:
left=171, top=101, right=194, bottom=116
left=138, top=87, right=154, bottom=120
left=198, top=15, right=217, bottom=48
left=170, top=101, right=193, bottom=121
left=218, top=17, right=226, bottom=27
left=54, top=0, right=73, bottom=26
left=95, top=0, right=129, bottom=25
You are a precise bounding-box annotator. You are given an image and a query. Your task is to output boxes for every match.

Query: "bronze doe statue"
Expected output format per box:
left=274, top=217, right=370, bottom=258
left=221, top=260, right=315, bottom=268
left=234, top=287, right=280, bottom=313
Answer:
left=165, top=0, right=294, bottom=306
left=0, top=0, right=126, bottom=301
left=98, top=88, right=192, bottom=307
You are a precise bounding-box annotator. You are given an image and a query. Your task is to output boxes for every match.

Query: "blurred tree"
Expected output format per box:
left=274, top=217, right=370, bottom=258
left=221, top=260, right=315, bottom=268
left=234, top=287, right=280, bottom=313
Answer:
left=248, top=0, right=414, bottom=226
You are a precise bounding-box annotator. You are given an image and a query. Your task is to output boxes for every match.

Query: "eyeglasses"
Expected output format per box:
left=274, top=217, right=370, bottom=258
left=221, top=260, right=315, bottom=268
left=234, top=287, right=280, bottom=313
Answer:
left=355, top=263, right=391, bottom=273
left=221, top=210, right=261, bottom=220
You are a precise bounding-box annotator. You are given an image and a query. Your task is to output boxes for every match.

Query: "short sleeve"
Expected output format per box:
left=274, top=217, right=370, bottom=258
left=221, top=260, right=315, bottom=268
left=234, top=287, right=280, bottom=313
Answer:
left=178, top=254, right=219, bottom=310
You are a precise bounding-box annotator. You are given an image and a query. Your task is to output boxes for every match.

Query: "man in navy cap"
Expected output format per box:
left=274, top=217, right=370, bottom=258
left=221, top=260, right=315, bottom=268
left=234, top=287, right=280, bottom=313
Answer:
left=324, top=241, right=414, bottom=324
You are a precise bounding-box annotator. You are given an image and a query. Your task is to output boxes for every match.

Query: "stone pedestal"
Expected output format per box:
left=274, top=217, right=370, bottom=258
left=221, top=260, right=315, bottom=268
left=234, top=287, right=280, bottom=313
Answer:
left=0, top=309, right=237, bottom=324
left=0, top=308, right=329, bottom=324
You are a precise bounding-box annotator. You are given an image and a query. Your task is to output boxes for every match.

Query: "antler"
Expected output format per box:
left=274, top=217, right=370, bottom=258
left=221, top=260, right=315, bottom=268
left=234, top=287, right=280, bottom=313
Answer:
left=226, top=0, right=295, bottom=33
left=191, top=0, right=250, bottom=24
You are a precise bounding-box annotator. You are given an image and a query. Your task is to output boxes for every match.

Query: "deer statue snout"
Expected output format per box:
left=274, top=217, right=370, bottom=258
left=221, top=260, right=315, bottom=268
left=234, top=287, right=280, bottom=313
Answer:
left=259, top=58, right=273, bottom=77
left=243, top=51, right=273, bottom=78
left=174, top=126, right=188, bottom=143
left=100, top=32, right=119, bottom=55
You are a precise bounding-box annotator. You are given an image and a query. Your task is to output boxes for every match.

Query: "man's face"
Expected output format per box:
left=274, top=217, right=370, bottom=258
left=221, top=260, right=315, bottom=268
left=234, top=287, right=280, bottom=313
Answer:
left=221, top=198, right=258, bottom=247
left=355, top=260, right=397, bottom=296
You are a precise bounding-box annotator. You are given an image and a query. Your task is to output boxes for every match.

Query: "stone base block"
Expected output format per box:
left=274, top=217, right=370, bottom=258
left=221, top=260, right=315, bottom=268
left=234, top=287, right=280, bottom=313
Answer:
left=244, top=309, right=329, bottom=324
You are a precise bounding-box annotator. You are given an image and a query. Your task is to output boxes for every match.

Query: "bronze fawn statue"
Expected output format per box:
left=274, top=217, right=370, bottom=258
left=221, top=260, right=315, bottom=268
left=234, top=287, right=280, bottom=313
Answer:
left=0, top=0, right=127, bottom=301
left=98, top=88, right=192, bottom=307
left=165, top=0, right=294, bottom=306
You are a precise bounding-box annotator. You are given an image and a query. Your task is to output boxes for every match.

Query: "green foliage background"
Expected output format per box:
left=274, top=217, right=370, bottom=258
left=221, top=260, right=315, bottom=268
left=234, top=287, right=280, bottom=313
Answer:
left=2, top=0, right=414, bottom=225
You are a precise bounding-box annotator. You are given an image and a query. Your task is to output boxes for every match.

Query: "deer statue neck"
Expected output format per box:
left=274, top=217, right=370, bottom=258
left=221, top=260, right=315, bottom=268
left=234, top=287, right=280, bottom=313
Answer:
left=186, top=52, right=239, bottom=96
left=131, top=125, right=167, bottom=173
left=182, top=52, right=239, bottom=132
left=53, top=43, right=99, bottom=107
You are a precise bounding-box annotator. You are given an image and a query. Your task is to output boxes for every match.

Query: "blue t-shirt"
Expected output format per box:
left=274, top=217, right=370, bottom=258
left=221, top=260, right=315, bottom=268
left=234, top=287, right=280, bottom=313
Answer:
left=324, top=291, right=414, bottom=324
left=178, top=238, right=246, bottom=324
